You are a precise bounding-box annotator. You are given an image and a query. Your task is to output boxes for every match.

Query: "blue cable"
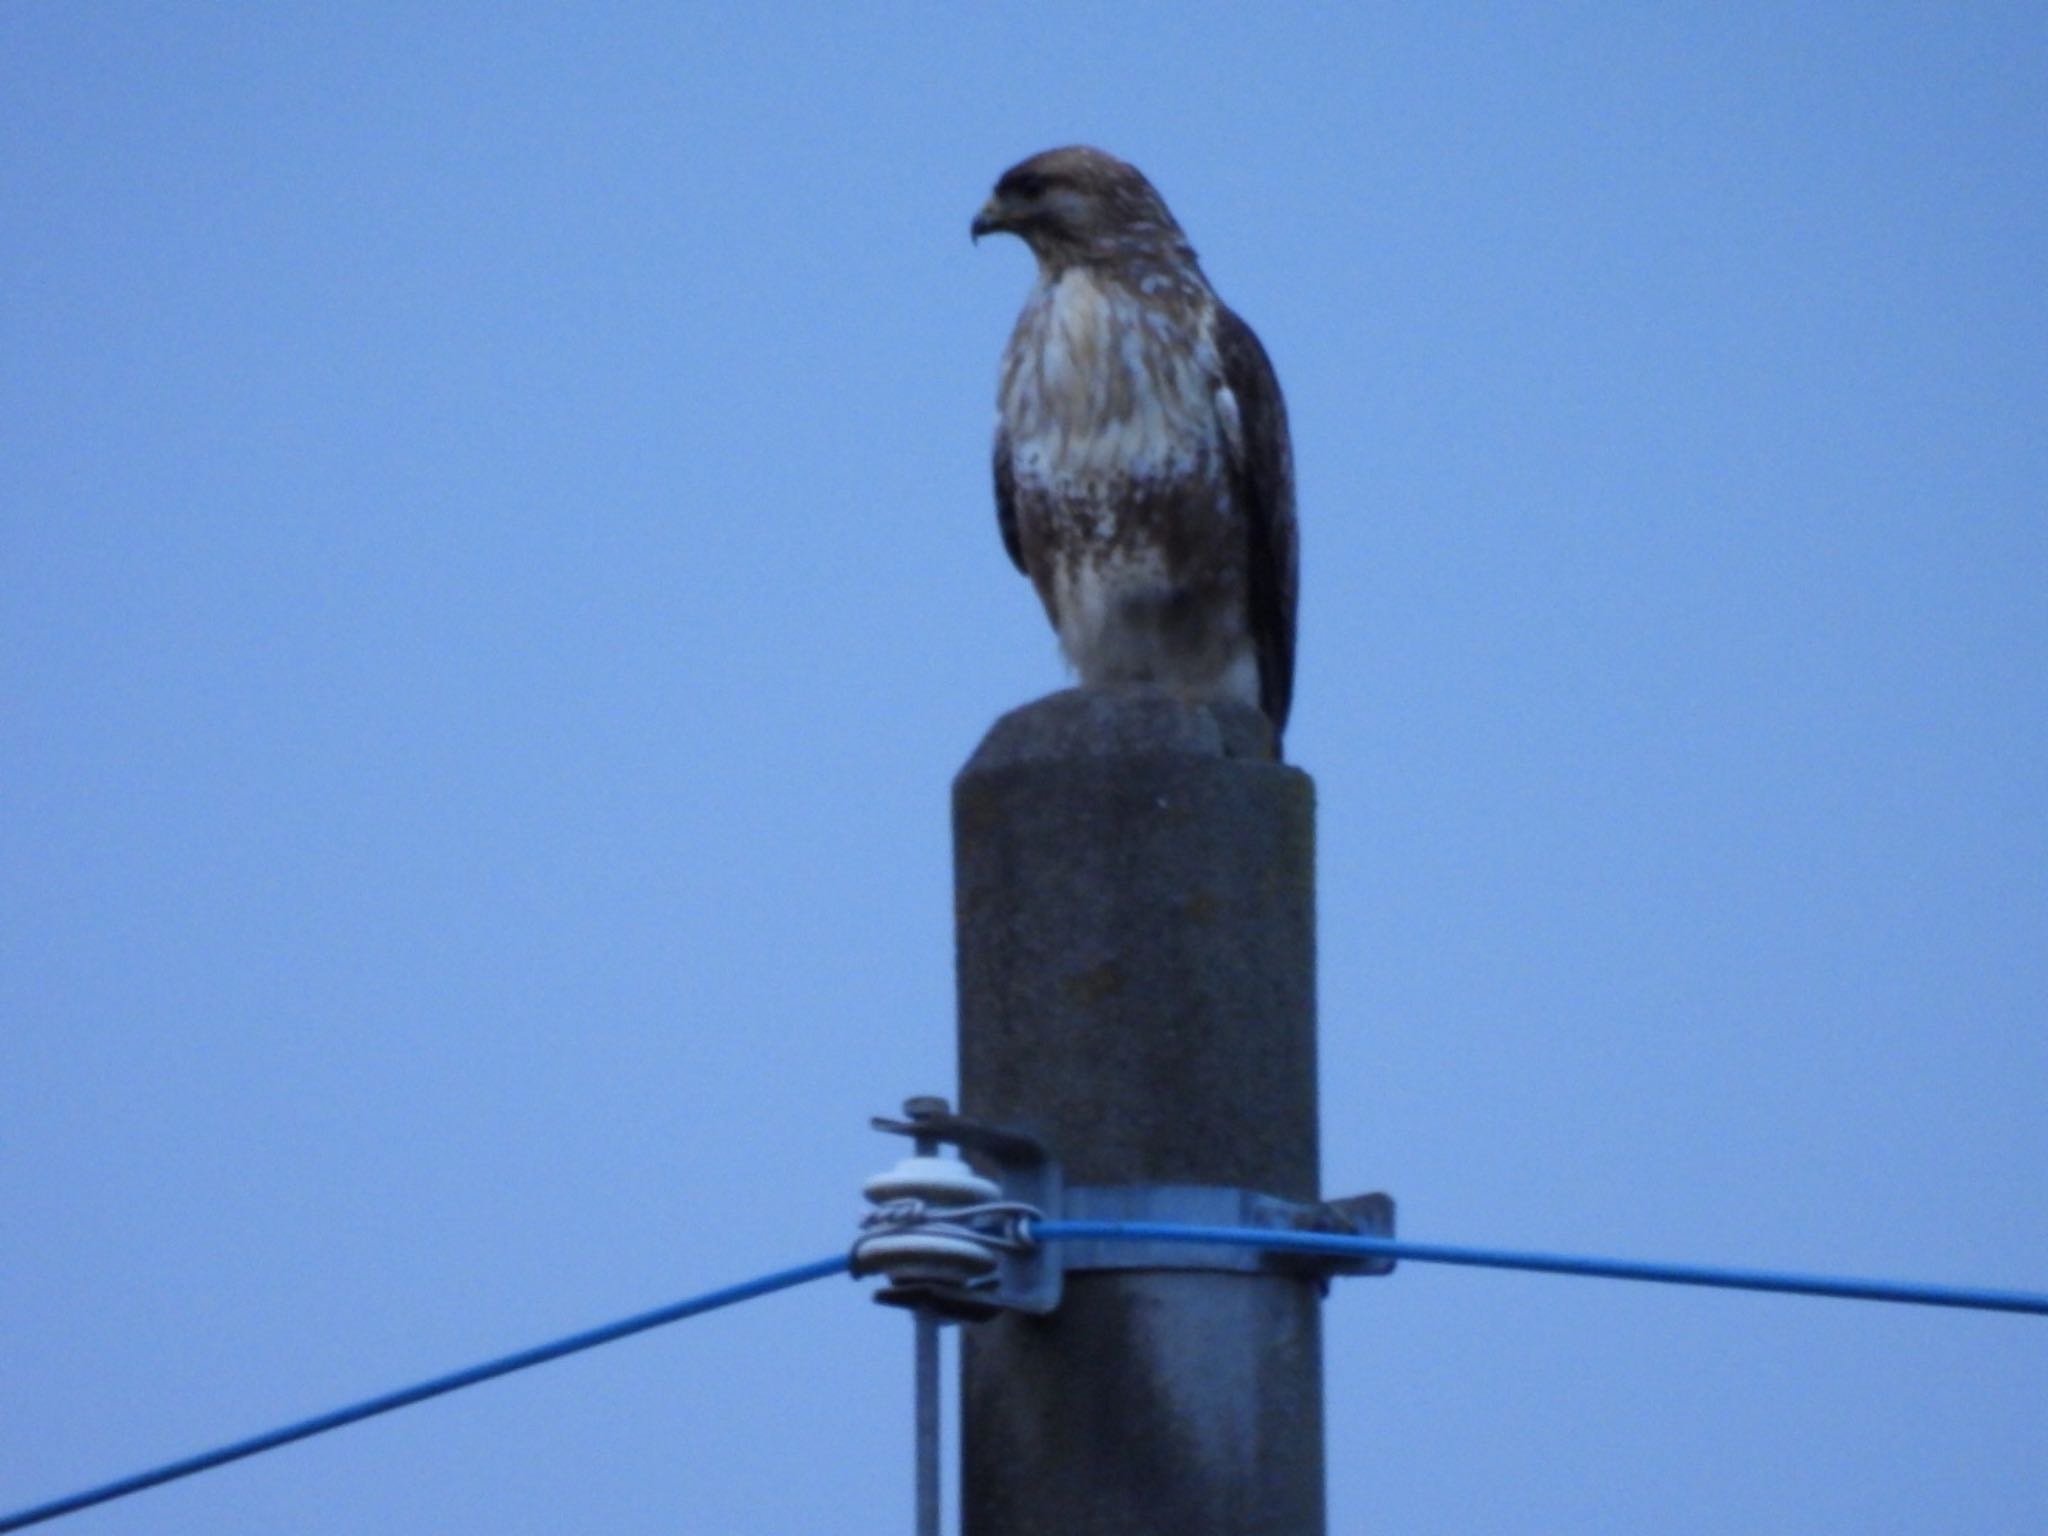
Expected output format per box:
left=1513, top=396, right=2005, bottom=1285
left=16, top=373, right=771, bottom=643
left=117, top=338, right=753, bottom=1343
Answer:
left=9, top=1225, right=2043, bottom=1532
left=1034, top=1221, right=2048, bottom=1316
left=0, top=1254, right=849, bottom=1534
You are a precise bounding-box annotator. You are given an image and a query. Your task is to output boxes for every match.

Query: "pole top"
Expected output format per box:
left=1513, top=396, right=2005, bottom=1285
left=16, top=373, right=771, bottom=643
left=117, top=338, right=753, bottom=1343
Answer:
left=960, top=686, right=1280, bottom=775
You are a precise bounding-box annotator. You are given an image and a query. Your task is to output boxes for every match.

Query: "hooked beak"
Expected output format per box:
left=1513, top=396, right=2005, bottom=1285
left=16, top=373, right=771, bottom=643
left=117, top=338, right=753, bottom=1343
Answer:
left=970, top=197, right=1008, bottom=243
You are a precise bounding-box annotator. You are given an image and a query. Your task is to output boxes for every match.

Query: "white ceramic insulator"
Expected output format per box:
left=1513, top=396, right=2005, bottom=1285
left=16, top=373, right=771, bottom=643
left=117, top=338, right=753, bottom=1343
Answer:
left=857, top=1232, right=999, bottom=1281
left=863, top=1155, right=1001, bottom=1208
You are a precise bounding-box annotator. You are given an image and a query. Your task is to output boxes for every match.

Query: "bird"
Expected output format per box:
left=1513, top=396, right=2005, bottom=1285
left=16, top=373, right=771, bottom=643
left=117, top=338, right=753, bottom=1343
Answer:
left=972, top=145, right=1298, bottom=756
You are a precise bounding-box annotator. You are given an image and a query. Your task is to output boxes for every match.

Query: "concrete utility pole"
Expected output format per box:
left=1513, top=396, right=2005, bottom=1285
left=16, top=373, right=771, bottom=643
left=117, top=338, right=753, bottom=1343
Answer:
left=954, top=687, right=1321, bottom=1536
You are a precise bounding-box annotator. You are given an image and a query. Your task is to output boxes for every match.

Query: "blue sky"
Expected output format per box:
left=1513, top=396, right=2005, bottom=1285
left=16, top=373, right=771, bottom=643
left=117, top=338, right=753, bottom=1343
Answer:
left=3, top=5, right=2044, bottom=1532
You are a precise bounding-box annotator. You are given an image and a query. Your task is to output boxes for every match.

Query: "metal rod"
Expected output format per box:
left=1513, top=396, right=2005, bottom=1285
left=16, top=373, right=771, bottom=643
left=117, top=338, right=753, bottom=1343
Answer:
left=915, top=1310, right=940, bottom=1536
left=910, top=1112, right=943, bottom=1536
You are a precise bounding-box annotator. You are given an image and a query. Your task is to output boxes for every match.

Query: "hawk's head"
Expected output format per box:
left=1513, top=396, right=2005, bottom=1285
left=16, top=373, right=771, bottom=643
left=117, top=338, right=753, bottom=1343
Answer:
left=972, top=146, right=1191, bottom=271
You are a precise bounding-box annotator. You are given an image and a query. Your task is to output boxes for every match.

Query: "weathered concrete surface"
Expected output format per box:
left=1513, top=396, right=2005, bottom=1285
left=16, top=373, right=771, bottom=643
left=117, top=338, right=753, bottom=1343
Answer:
left=955, top=686, right=1322, bottom=1536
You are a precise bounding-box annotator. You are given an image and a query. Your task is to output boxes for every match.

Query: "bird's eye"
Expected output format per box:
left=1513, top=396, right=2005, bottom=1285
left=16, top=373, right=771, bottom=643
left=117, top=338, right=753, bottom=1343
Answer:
left=1006, top=171, right=1048, bottom=200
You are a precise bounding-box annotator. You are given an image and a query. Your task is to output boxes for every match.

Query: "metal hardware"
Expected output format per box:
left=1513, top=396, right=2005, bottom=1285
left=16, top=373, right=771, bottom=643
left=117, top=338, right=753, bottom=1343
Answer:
left=855, top=1097, right=1395, bottom=1318
left=1056, top=1185, right=1397, bottom=1288
left=855, top=1097, right=1059, bottom=1320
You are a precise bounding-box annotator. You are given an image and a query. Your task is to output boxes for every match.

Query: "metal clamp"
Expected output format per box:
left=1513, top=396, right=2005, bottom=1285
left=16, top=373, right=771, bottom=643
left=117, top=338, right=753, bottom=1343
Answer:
left=1057, top=1184, right=1396, bottom=1290
left=855, top=1097, right=1395, bottom=1319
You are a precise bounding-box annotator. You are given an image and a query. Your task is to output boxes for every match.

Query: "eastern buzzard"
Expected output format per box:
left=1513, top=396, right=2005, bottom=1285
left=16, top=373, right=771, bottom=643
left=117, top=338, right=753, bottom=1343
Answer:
left=973, top=146, right=1298, bottom=754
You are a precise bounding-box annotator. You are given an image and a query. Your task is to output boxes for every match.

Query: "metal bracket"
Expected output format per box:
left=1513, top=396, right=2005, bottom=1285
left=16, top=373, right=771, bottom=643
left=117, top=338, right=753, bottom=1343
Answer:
left=859, top=1097, right=1064, bottom=1320
left=1059, top=1184, right=1397, bottom=1290
left=858, top=1097, right=1396, bottom=1319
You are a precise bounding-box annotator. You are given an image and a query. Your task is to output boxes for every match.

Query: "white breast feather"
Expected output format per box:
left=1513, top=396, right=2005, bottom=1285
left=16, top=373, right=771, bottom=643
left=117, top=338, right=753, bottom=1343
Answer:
left=1006, top=269, right=1217, bottom=488
left=999, top=269, right=1254, bottom=703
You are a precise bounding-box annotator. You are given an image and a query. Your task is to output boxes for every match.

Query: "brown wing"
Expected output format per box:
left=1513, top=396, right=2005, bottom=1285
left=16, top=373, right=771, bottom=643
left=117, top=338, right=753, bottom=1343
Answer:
left=1213, top=303, right=1298, bottom=748
left=993, top=422, right=1026, bottom=573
